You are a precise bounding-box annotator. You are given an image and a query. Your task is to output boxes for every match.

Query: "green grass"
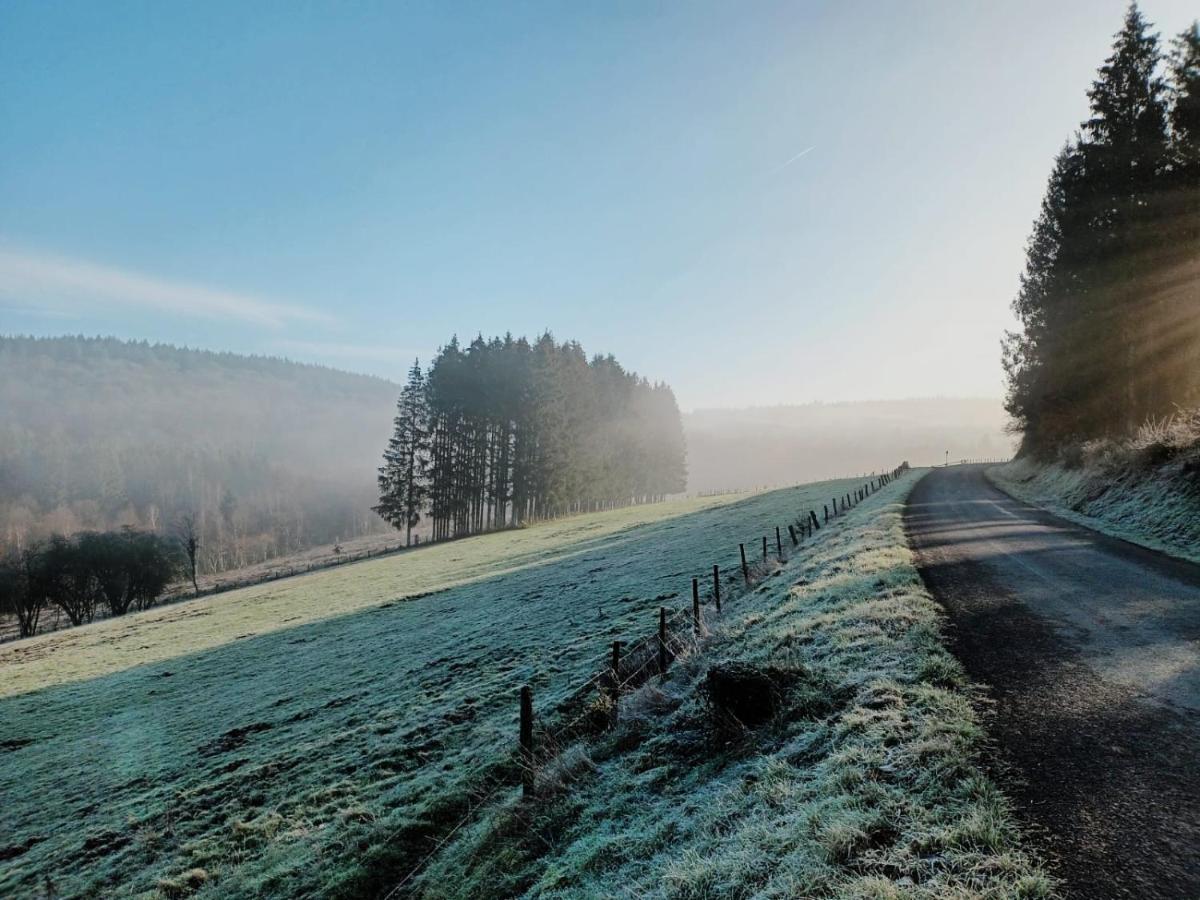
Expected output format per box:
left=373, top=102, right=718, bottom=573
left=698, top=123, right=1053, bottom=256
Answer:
left=409, top=473, right=1055, bottom=899
left=989, top=454, right=1200, bottom=566
left=1, top=480, right=876, bottom=898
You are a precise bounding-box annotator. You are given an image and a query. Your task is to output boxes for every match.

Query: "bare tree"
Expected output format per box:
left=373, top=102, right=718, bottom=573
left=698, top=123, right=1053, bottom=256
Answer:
left=0, top=552, right=42, bottom=638
left=175, top=513, right=200, bottom=597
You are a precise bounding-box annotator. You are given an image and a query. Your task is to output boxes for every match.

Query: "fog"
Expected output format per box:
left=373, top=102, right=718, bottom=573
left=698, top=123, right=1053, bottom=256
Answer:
left=684, top=398, right=1014, bottom=492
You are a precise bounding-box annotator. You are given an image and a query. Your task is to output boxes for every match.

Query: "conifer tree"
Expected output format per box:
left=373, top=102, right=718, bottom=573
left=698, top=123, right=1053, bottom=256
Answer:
left=374, top=360, right=429, bottom=546
left=1003, top=3, right=1200, bottom=451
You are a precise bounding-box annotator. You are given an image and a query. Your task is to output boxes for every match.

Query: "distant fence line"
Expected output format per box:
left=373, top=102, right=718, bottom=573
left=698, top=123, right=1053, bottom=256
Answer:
left=382, top=461, right=914, bottom=899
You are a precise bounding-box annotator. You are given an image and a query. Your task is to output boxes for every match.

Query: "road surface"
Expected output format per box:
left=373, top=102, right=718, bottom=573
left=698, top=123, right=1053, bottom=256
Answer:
left=905, top=465, right=1200, bottom=900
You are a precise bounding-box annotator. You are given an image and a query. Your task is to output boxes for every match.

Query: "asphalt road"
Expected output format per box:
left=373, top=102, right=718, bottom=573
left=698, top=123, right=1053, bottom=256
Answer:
left=905, top=465, right=1200, bottom=900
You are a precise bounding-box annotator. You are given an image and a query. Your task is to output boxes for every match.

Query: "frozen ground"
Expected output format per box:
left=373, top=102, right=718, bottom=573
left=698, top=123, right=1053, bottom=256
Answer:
left=1, top=481, right=868, bottom=898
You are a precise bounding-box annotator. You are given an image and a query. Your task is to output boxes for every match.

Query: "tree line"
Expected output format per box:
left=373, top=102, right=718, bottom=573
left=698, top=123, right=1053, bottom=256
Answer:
left=375, top=333, right=687, bottom=544
left=1003, top=5, right=1200, bottom=453
left=0, top=529, right=179, bottom=638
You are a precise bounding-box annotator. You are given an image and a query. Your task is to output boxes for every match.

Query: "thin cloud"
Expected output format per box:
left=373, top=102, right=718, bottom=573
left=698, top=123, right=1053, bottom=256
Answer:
left=0, top=246, right=330, bottom=328
left=765, top=145, right=815, bottom=176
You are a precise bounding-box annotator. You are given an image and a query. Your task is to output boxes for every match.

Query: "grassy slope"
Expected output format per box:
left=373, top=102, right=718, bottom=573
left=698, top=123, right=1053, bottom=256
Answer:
left=988, top=456, right=1200, bottom=566
left=1, top=482, right=872, bottom=899
left=413, top=473, right=1054, bottom=899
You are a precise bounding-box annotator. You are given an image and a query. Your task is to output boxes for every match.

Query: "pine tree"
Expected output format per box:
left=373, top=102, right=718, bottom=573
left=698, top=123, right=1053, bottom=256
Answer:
left=1078, top=2, right=1170, bottom=432
left=1003, top=143, right=1090, bottom=449
left=1166, top=22, right=1200, bottom=411
left=1003, top=3, right=1193, bottom=451
left=374, top=360, right=429, bottom=546
left=1170, top=23, right=1200, bottom=175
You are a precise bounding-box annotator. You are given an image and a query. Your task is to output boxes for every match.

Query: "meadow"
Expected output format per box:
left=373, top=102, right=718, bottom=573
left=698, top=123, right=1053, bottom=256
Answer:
left=0, top=478, right=869, bottom=898
left=414, top=471, right=1054, bottom=899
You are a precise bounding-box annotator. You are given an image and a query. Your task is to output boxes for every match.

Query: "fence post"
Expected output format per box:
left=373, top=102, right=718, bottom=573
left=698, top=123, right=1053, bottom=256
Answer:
left=692, top=578, right=702, bottom=635
left=659, top=607, right=668, bottom=674
left=788, top=524, right=798, bottom=547
left=740, top=543, right=749, bottom=582
left=775, top=527, right=783, bottom=557
left=611, top=640, right=622, bottom=724
left=824, top=504, right=829, bottom=522
left=520, top=686, right=534, bottom=798
left=810, top=510, right=819, bottom=531
left=712, top=564, right=721, bottom=611
left=761, top=536, right=768, bottom=560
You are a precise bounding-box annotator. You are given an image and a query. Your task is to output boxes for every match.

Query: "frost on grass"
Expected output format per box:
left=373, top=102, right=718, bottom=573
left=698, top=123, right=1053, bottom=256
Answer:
left=991, top=414, right=1200, bottom=565
left=0, top=481, right=875, bottom=899
left=412, top=483, right=1055, bottom=899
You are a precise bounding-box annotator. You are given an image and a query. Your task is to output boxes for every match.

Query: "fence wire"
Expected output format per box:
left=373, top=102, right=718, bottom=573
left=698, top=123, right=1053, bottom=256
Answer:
left=382, top=464, right=912, bottom=897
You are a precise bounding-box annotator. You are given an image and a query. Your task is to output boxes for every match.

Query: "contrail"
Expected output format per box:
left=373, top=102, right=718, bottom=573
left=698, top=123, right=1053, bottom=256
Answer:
left=766, top=145, right=815, bottom=175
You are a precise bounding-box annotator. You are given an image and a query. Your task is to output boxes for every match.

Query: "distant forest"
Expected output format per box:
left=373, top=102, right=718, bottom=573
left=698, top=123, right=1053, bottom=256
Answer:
left=0, top=336, right=396, bottom=572
left=376, top=333, right=687, bottom=543
left=1004, top=8, right=1200, bottom=452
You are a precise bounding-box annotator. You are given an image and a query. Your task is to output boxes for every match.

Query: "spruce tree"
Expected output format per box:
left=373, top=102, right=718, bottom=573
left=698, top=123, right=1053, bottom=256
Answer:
left=1166, top=22, right=1200, bottom=411
left=1169, top=23, right=1200, bottom=175
left=1079, top=2, right=1169, bottom=432
left=374, top=360, right=429, bottom=546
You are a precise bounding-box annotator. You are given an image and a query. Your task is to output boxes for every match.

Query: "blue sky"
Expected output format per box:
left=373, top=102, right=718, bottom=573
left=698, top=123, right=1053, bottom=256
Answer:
left=1, top=0, right=1195, bottom=409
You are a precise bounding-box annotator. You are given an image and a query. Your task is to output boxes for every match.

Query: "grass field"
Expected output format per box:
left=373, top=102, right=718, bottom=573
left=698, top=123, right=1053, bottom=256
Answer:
left=412, top=471, right=1054, bottom=898
left=0, top=479, right=874, bottom=898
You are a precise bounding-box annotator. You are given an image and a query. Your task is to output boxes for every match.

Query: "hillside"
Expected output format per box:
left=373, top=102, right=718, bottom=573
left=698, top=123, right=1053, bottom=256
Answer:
left=0, top=335, right=398, bottom=571
left=0, top=471, right=1050, bottom=898
left=684, top=398, right=1014, bottom=492
left=1, top=486, right=796, bottom=896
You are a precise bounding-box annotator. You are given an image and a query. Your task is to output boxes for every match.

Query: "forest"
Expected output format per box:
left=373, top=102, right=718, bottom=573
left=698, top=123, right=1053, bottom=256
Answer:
left=375, top=333, right=687, bottom=543
left=0, top=336, right=396, bottom=572
left=1003, top=9, right=1200, bottom=453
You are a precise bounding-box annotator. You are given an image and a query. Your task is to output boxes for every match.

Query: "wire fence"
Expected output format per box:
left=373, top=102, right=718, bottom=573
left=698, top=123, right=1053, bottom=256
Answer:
left=381, top=461, right=914, bottom=898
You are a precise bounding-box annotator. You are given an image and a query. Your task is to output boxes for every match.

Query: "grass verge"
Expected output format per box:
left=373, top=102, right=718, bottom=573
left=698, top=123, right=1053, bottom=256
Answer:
left=404, top=473, right=1055, bottom=899
left=989, top=440, right=1200, bottom=567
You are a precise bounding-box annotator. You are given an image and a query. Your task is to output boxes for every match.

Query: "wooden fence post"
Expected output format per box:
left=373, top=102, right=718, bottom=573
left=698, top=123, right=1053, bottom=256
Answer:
left=659, top=607, right=668, bottom=674
left=520, top=686, right=534, bottom=798
left=740, top=543, right=749, bottom=582
left=611, top=640, right=622, bottom=724
left=712, top=564, right=721, bottom=611
left=810, top=510, right=819, bottom=531
left=775, top=526, right=783, bottom=557
left=788, top=524, right=798, bottom=547
left=824, top=504, right=829, bottom=522
left=692, top=578, right=701, bottom=635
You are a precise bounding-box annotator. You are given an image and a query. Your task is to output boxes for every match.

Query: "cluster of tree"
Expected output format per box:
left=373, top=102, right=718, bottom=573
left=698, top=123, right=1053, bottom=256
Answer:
left=376, top=333, right=687, bottom=543
left=1003, top=7, right=1200, bottom=453
left=0, top=336, right=396, bottom=572
left=0, top=529, right=179, bottom=638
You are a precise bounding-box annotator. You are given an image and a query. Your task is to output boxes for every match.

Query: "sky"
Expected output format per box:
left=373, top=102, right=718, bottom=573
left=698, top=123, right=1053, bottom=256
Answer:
left=1, top=0, right=1196, bottom=410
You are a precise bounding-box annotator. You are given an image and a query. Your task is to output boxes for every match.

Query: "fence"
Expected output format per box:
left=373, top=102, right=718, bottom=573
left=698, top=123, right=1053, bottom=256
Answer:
left=946, top=457, right=1011, bottom=467
left=383, top=462, right=913, bottom=898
